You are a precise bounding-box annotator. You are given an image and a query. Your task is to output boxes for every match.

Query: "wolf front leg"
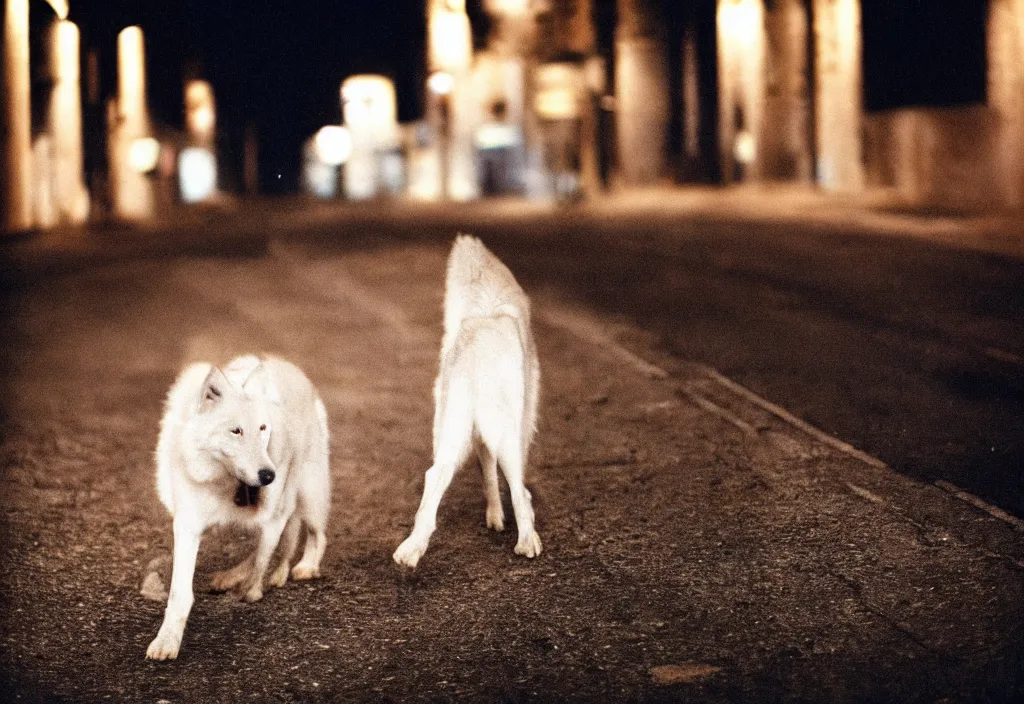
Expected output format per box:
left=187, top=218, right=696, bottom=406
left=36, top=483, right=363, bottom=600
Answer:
left=147, top=518, right=201, bottom=660
left=239, top=515, right=288, bottom=603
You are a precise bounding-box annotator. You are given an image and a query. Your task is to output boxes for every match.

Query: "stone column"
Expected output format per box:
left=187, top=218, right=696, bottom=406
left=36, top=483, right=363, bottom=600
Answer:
left=48, top=20, right=89, bottom=224
left=716, top=0, right=765, bottom=183
left=3, top=0, right=32, bottom=232
left=988, top=0, right=1024, bottom=208
left=813, top=0, right=863, bottom=191
left=616, top=0, right=669, bottom=185
left=760, top=0, right=812, bottom=182
left=428, top=0, right=478, bottom=200
left=111, top=26, right=154, bottom=220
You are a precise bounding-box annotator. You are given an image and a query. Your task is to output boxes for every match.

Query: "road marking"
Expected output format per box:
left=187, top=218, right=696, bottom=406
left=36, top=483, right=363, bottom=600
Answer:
left=273, top=245, right=422, bottom=342
left=541, top=308, right=669, bottom=379
left=700, top=366, right=890, bottom=470
left=983, top=346, right=1024, bottom=366
left=677, top=387, right=757, bottom=437
left=934, top=480, right=1024, bottom=532
left=542, top=305, right=892, bottom=470
left=846, top=482, right=885, bottom=505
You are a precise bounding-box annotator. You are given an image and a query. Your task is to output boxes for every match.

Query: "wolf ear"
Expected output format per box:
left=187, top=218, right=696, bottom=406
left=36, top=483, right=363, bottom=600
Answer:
left=240, top=361, right=264, bottom=391
left=199, top=366, right=230, bottom=413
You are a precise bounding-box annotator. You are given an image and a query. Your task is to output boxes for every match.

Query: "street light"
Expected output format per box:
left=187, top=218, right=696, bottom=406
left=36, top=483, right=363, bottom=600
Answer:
left=128, top=137, right=160, bottom=174
left=314, top=125, right=353, bottom=166
left=427, top=71, right=454, bottom=96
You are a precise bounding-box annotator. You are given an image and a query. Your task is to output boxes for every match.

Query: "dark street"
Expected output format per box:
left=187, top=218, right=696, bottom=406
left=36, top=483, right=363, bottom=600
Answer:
left=1, top=199, right=1022, bottom=702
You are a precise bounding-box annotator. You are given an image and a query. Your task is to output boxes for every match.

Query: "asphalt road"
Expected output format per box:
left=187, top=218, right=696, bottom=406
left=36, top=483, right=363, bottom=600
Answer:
left=288, top=207, right=1024, bottom=518
left=1, top=207, right=1022, bottom=702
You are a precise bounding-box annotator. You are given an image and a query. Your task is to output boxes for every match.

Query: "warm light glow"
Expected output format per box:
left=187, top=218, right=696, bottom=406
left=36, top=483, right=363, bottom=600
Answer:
left=117, top=27, right=146, bottom=120
left=341, top=75, right=398, bottom=145
left=44, top=0, right=68, bottom=20
left=185, top=80, right=216, bottom=139
left=535, top=63, right=581, bottom=120
left=429, top=9, right=472, bottom=71
left=314, top=125, right=353, bottom=166
left=485, top=0, right=530, bottom=15
left=476, top=124, right=519, bottom=149
left=718, top=0, right=762, bottom=43
left=128, top=137, right=160, bottom=173
left=733, top=130, right=756, bottom=164
left=55, top=20, right=78, bottom=78
left=428, top=71, right=455, bottom=96
left=178, top=147, right=217, bottom=202
left=443, top=0, right=466, bottom=10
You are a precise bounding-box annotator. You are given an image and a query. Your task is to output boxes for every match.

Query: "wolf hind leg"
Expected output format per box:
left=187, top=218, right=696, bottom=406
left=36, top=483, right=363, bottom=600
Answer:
left=478, top=442, right=504, bottom=531
left=393, top=377, right=474, bottom=569
left=498, top=439, right=541, bottom=558
left=210, top=553, right=255, bottom=593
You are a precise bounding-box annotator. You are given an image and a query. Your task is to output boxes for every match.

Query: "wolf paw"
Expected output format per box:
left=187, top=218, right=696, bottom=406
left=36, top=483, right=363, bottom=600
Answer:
left=486, top=507, right=505, bottom=532
left=267, top=562, right=290, bottom=589
left=290, top=564, right=321, bottom=581
left=210, top=564, right=250, bottom=593
left=393, top=536, right=428, bottom=569
left=514, top=531, right=543, bottom=558
left=241, top=584, right=264, bottom=603
left=146, top=630, right=182, bottom=661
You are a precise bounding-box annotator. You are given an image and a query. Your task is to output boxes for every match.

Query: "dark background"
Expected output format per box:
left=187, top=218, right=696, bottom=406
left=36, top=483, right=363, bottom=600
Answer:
left=45, top=0, right=989, bottom=193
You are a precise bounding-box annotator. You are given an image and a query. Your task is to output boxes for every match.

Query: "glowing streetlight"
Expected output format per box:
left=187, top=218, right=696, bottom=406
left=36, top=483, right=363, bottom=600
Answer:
left=428, top=71, right=455, bottom=96
left=314, top=125, right=353, bottom=166
left=185, top=80, right=216, bottom=143
left=128, top=137, right=160, bottom=174
left=178, top=147, right=217, bottom=203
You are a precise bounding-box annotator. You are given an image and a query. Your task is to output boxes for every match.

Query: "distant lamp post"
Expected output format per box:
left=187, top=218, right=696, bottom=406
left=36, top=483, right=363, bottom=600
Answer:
left=427, top=71, right=455, bottom=96
left=128, top=137, right=160, bottom=174
left=314, top=125, right=353, bottom=167
left=185, top=79, right=216, bottom=147
left=178, top=147, right=217, bottom=203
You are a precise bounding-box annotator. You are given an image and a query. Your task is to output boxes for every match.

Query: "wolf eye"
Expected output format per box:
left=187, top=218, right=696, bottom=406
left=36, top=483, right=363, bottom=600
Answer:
left=259, top=424, right=267, bottom=432
left=230, top=427, right=243, bottom=436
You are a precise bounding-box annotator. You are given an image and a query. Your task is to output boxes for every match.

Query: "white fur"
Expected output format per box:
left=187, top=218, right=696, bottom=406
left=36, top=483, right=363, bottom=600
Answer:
left=146, top=355, right=330, bottom=661
left=393, top=235, right=541, bottom=569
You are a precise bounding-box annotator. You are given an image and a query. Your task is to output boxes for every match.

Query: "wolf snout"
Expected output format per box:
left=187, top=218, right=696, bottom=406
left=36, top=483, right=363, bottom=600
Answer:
left=257, top=468, right=276, bottom=486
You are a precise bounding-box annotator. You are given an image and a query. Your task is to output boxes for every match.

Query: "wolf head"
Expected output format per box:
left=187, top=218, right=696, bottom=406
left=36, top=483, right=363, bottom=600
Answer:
left=192, top=365, right=277, bottom=489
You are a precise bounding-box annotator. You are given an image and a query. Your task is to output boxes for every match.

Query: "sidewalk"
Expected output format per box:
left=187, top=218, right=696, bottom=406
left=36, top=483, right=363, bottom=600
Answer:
left=0, top=237, right=1021, bottom=701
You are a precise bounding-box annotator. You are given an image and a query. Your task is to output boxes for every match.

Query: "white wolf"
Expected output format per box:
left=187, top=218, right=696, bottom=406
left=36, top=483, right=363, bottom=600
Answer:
left=393, top=234, right=541, bottom=569
left=146, top=354, right=330, bottom=661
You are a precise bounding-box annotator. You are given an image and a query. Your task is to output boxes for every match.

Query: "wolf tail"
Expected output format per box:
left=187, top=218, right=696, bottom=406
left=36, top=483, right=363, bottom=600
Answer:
left=446, top=234, right=491, bottom=286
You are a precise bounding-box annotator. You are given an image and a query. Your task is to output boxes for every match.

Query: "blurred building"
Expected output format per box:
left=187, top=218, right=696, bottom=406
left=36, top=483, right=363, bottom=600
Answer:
left=463, top=0, right=1024, bottom=209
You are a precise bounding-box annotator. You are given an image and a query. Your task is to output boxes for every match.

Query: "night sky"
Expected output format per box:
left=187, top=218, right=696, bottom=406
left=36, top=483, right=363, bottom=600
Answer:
left=56, top=0, right=988, bottom=193
left=68, top=0, right=433, bottom=192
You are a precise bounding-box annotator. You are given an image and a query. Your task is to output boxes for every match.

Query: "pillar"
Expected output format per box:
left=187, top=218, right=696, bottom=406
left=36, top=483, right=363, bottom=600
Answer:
left=813, top=0, right=863, bottom=191
left=988, top=0, right=1024, bottom=208
left=111, top=26, right=154, bottom=220
left=428, top=0, right=478, bottom=200
left=716, top=0, right=765, bottom=183
left=760, top=0, right=812, bottom=182
left=616, top=0, right=670, bottom=185
left=49, top=20, right=89, bottom=224
left=3, top=0, right=32, bottom=232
